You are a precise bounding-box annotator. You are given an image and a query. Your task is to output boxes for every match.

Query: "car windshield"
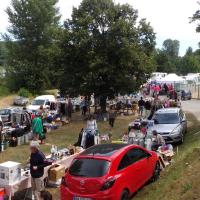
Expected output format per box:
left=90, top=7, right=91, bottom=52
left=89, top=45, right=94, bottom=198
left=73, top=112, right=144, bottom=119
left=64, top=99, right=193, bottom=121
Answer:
left=154, top=113, right=180, bottom=124
left=32, top=99, right=45, bottom=106
left=69, top=158, right=110, bottom=178
left=0, top=109, right=9, bottom=115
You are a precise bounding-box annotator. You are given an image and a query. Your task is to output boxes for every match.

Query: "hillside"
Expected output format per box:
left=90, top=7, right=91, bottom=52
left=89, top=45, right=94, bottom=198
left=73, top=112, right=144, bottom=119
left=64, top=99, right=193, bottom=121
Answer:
left=133, top=113, right=200, bottom=200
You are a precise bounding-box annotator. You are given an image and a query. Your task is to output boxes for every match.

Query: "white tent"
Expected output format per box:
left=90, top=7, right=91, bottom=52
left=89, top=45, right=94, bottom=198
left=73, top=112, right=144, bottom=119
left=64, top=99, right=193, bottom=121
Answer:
left=157, top=73, right=185, bottom=84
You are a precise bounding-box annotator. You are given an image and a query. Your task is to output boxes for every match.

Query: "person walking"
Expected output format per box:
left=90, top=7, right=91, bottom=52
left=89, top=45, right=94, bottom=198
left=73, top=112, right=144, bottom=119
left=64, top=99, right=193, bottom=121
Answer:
left=32, top=115, right=44, bottom=143
left=108, top=106, right=116, bottom=128
left=29, top=141, right=48, bottom=200
left=23, top=107, right=32, bottom=132
left=81, top=97, right=89, bottom=116
left=138, top=97, right=145, bottom=117
left=66, top=98, right=73, bottom=122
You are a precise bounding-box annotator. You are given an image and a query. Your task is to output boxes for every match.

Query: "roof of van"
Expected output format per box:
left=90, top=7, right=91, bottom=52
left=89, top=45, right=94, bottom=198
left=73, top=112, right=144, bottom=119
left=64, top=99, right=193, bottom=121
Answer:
left=35, top=95, right=55, bottom=101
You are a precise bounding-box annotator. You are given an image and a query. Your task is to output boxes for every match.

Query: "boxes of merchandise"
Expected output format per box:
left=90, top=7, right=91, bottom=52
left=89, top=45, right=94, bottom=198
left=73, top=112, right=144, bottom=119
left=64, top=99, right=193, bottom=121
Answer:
left=0, top=161, right=21, bottom=185
left=48, top=164, right=65, bottom=183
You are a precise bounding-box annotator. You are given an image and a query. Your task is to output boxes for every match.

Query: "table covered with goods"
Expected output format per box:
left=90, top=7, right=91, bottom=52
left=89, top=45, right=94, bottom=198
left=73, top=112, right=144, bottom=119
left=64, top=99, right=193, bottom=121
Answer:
left=112, top=118, right=175, bottom=169
left=0, top=146, right=83, bottom=200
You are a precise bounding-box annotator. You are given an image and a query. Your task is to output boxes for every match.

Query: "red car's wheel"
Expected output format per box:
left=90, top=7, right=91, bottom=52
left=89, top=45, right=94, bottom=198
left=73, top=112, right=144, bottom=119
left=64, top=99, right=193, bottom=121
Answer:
left=151, top=162, right=160, bottom=182
left=120, top=189, right=130, bottom=200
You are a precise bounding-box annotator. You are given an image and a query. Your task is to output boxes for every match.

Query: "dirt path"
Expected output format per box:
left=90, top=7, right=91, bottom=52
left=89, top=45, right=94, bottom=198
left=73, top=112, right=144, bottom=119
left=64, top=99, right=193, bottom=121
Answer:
left=182, top=99, right=200, bottom=120
left=0, top=95, right=15, bottom=108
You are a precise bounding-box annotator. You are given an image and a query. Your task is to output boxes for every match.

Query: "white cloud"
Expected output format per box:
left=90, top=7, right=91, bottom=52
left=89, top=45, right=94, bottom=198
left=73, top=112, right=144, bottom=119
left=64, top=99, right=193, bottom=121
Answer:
left=0, top=0, right=199, bottom=55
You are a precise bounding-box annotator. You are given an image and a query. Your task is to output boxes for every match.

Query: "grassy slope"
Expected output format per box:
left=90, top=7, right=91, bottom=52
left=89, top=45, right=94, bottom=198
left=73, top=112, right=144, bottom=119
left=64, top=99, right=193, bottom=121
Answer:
left=133, top=113, right=200, bottom=200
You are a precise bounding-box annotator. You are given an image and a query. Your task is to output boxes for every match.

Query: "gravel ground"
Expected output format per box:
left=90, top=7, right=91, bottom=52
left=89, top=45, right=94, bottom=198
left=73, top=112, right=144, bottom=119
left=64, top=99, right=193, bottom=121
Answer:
left=182, top=99, right=200, bottom=120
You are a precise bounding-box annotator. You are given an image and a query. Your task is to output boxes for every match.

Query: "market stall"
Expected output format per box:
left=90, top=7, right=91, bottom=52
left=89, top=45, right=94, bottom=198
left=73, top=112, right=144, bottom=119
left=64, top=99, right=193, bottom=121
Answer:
left=0, top=152, right=80, bottom=200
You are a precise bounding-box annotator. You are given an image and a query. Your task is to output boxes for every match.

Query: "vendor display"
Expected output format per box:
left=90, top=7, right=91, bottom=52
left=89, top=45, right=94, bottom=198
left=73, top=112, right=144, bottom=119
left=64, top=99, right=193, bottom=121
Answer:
left=0, top=161, right=21, bottom=185
left=0, top=145, right=82, bottom=199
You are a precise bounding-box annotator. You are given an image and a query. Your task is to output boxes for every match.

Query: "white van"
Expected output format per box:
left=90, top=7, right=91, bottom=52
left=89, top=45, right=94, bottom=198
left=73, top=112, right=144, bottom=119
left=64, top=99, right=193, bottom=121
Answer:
left=27, top=95, right=56, bottom=113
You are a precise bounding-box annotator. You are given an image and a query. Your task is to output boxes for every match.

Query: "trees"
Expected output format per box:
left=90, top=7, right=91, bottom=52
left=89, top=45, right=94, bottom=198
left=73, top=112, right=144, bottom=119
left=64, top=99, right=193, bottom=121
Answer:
left=0, top=42, right=6, bottom=67
left=154, top=39, right=180, bottom=73
left=4, top=0, right=60, bottom=93
left=60, top=0, right=156, bottom=110
left=191, top=3, right=200, bottom=33
left=162, top=39, right=180, bottom=57
left=154, top=49, right=177, bottom=73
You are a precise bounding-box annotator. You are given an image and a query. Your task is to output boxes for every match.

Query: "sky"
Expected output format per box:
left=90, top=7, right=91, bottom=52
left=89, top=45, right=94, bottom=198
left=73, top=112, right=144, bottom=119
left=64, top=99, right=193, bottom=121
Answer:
left=0, top=0, right=199, bottom=56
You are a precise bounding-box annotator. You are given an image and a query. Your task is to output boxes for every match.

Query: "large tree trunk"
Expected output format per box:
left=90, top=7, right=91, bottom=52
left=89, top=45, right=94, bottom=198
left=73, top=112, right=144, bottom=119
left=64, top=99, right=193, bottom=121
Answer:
left=100, top=95, right=107, bottom=113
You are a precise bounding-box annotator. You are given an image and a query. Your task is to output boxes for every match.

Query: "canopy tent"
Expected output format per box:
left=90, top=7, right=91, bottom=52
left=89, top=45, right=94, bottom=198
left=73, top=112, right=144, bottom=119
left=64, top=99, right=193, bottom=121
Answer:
left=157, top=73, right=185, bottom=84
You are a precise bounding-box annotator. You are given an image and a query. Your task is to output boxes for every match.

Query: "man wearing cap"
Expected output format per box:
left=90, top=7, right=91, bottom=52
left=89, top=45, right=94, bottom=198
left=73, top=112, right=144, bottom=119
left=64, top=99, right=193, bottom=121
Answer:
left=29, top=141, right=47, bottom=200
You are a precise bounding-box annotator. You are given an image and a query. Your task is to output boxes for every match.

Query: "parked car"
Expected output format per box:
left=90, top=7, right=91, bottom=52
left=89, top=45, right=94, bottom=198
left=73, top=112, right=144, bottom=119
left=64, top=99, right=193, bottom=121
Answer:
left=13, top=96, right=29, bottom=106
left=181, top=90, right=192, bottom=100
left=61, top=144, right=160, bottom=200
left=27, top=95, right=56, bottom=113
left=0, top=107, right=22, bottom=123
left=152, top=108, right=187, bottom=144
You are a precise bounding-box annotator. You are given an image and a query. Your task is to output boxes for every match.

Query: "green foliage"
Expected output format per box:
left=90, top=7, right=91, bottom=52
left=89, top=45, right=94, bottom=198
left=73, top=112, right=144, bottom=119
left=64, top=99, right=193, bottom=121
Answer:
left=154, top=49, right=177, bottom=73
left=0, top=42, right=6, bottom=66
left=18, top=88, right=32, bottom=97
left=4, top=0, right=61, bottom=94
left=154, top=39, right=200, bottom=75
left=0, top=85, right=10, bottom=97
left=60, top=0, right=156, bottom=98
left=191, top=3, right=200, bottom=33
left=177, top=55, right=200, bottom=75
left=162, top=39, right=180, bottom=57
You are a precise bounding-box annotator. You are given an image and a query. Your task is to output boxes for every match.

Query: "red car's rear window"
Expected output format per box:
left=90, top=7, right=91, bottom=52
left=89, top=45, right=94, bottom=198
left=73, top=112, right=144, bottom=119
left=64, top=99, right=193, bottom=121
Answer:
left=69, top=158, right=110, bottom=178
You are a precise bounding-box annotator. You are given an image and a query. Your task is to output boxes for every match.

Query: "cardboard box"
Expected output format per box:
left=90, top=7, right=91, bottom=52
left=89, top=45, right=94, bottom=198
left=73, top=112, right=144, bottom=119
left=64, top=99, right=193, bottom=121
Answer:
left=0, top=161, right=21, bottom=185
left=48, top=164, right=65, bottom=182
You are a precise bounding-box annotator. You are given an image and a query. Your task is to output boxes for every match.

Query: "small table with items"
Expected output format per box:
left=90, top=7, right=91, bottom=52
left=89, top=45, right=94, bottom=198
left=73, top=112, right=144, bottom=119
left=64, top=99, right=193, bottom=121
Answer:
left=0, top=153, right=79, bottom=200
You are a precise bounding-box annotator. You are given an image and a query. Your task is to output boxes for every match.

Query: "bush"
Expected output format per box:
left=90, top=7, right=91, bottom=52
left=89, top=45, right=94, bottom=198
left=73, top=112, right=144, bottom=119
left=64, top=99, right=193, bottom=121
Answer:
left=0, top=85, right=10, bottom=97
left=18, top=88, right=32, bottom=98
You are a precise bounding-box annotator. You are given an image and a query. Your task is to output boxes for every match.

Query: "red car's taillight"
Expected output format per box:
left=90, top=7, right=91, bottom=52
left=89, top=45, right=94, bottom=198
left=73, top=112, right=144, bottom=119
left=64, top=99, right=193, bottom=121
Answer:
left=61, top=177, right=68, bottom=187
left=100, top=178, right=116, bottom=191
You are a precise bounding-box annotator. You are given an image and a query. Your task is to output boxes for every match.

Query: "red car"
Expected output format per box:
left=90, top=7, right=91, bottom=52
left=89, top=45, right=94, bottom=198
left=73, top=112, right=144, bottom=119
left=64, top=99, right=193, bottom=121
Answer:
left=60, top=144, right=160, bottom=200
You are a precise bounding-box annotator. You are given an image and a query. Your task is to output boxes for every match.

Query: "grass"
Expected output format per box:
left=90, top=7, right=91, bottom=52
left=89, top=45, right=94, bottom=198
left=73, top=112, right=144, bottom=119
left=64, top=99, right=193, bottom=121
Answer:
left=1, top=112, right=200, bottom=200
left=0, top=94, right=16, bottom=108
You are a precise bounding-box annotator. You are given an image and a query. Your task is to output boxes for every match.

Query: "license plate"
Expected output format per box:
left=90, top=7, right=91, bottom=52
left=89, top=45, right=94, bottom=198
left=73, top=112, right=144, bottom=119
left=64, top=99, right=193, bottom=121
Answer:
left=73, top=197, right=92, bottom=200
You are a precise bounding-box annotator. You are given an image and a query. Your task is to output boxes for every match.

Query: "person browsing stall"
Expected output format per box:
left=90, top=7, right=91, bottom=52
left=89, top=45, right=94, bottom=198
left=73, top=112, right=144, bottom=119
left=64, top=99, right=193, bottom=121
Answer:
left=29, top=141, right=49, bottom=200
left=138, top=97, right=145, bottom=116
left=108, top=105, right=117, bottom=128
left=152, top=130, right=165, bottom=151
left=86, top=115, right=97, bottom=130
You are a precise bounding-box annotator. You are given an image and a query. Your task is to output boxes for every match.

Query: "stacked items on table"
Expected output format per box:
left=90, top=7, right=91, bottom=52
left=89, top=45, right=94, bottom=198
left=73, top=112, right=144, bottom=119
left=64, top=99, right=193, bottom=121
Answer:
left=0, top=146, right=82, bottom=199
left=157, top=145, right=174, bottom=169
left=127, top=119, right=154, bottom=150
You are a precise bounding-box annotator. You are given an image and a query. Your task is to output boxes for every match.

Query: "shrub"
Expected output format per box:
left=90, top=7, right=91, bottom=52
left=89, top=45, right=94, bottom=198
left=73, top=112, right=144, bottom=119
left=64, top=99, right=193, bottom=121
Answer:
left=18, top=88, right=32, bottom=98
left=0, top=85, right=10, bottom=96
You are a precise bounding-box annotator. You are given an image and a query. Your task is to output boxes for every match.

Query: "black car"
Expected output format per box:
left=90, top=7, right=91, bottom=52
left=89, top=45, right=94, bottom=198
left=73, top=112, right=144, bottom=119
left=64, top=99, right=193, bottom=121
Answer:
left=181, top=90, right=192, bottom=100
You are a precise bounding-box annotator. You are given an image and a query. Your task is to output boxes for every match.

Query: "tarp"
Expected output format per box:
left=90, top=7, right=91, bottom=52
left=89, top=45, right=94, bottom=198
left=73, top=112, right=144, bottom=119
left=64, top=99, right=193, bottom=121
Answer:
left=157, top=73, right=185, bottom=84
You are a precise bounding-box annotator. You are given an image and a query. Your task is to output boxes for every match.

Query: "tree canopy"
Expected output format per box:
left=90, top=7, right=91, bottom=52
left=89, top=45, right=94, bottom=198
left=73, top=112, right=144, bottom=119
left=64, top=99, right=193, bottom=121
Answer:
left=4, top=0, right=61, bottom=93
left=59, top=0, right=156, bottom=100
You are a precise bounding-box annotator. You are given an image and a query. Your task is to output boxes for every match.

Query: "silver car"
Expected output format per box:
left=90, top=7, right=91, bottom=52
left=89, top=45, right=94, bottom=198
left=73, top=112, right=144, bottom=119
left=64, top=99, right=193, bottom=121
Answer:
left=152, top=108, right=187, bottom=144
left=13, top=96, right=29, bottom=106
